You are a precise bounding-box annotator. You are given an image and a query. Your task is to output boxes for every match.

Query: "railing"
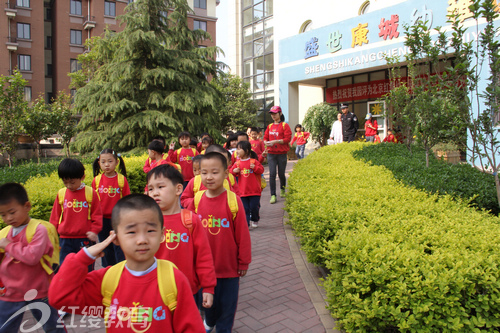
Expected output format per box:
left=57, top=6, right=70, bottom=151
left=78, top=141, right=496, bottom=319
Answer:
left=6, top=36, right=17, bottom=43
left=84, top=15, right=96, bottom=23
left=5, top=2, right=16, bottom=9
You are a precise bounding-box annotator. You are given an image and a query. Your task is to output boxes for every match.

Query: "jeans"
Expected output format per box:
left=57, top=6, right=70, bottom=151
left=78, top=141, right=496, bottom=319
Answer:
left=98, top=218, right=125, bottom=267
left=59, top=238, right=95, bottom=272
left=295, top=144, right=306, bottom=159
left=365, top=135, right=375, bottom=142
left=0, top=298, right=65, bottom=333
left=267, top=153, right=287, bottom=196
left=241, top=196, right=261, bottom=225
left=204, top=277, right=240, bottom=333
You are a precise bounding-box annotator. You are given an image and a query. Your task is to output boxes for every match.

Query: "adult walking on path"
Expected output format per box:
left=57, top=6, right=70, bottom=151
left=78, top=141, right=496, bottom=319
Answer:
left=234, top=161, right=337, bottom=332
left=263, top=106, right=292, bottom=204
left=329, top=113, right=343, bottom=145
left=340, top=104, right=358, bottom=142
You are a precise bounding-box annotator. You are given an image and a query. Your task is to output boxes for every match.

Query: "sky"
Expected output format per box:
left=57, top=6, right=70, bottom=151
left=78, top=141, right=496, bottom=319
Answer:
left=215, top=0, right=228, bottom=65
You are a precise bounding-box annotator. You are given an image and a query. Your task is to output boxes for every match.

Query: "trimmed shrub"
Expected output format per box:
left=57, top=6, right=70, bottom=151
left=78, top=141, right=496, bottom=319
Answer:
left=353, top=144, right=498, bottom=214
left=286, top=143, right=500, bottom=332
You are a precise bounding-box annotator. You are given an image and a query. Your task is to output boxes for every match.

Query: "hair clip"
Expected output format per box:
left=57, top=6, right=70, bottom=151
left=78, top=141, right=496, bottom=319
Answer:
left=117, top=153, right=121, bottom=157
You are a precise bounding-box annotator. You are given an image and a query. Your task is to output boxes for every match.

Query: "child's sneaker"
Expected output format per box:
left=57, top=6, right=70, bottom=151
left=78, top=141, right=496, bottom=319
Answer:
left=204, top=320, right=214, bottom=333
left=251, top=221, right=258, bottom=229
left=270, top=195, right=277, bottom=204
left=280, top=188, right=286, bottom=198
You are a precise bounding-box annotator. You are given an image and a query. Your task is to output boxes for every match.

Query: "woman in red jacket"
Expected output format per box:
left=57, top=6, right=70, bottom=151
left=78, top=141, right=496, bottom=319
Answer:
left=264, top=106, right=292, bottom=204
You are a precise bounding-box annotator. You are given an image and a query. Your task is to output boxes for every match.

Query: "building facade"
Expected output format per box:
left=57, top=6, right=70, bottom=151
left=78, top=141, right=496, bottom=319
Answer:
left=1, top=0, right=217, bottom=103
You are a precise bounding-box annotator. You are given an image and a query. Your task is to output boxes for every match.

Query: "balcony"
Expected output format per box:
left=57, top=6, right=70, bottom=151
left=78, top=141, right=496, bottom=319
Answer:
left=83, top=15, right=96, bottom=30
left=4, top=2, right=17, bottom=18
left=6, top=36, right=18, bottom=51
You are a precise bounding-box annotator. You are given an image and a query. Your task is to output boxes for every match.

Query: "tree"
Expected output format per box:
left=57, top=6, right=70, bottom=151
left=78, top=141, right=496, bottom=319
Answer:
left=22, top=95, right=54, bottom=163
left=303, top=102, right=337, bottom=147
left=0, top=70, right=28, bottom=167
left=51, top=91, right=77, bottom=157
left=210, top=72, right=258, bottom=134
left=72, top=0, right=222, bottom=153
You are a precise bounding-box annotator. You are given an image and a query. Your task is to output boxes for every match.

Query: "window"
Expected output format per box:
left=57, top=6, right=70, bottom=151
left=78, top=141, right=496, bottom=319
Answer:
left=46, top=36, right=52, bottom=49
left=105, top=1, right=116, bottom=16
left=18, top=55, right=31, bottom=71
left=46, top=7, right=52, bottom=20
left=193, top=20, right=207, bottom=31
left=159, top=10, right=168, bottom=24
left=70, top=59, right=82, bottom=73
left=70, top=89, right=76, bottom=103
left=70, top=30, right=82, bottom=45
left=70, top=0, right=82, bottom=15
left=17, top=23, right=30, bottom=40
left=194, top=0, right=206, bottom=9
left=24, top=87, right=31, bottom=102
left=46, top=64, right=52, bottom=76
left=47, top=92, right=54, bottom=103
left=16, top=0, right=29, bottom=8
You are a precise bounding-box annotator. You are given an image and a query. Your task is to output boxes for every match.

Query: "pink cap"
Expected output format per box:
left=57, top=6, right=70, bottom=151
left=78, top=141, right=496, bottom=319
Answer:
left=269, top=106, right=282, bottom=113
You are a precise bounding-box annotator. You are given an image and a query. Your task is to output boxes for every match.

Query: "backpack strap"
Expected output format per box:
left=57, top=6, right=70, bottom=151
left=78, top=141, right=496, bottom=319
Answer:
left=117, top=174, right=125, bottom=198
left=194, top=190, right=205, bottom=213
left=58, top=188, right=67, bottom=224
left=191, top=148, right=197, bottom=156
left=228, top=173, right=236, bottom=186
left=0, top=226, right=12, bottom=254
left=193, top=175, right=202, bottom=195
left=227, top=190, right=238, bottom=220
left=84, top=186, right=93, bottom=221
left=94, top=174, right=102, bottom=192
left=223, top=179, right=230, bottom=191
left=26, top=219, right=57, bottom=275
left=157, top=260, right=178, bottom=312
left=101, top=260, right=126, bottom=324
left=180, top=209, right=193, bottom=235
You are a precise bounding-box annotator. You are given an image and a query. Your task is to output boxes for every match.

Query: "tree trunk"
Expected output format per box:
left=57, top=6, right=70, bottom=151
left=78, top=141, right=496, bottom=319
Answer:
left=425, top=147, right=430, bottom=168
left=35, top=141, right=41, bottom=164
left=495, top=171, right=500, bottom=211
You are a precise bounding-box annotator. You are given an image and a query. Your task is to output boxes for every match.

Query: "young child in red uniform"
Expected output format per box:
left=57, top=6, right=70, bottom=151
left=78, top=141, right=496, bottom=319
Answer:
left=49, top=158, right=102, bottom=272
left=91, top=149, right=131, bottom=267
left=143, top=136, right=170, bottom=173
left=290, top=124, right=310, bottom=160
left=187, top=152, right=251, bottom=333
left=230, top=141, right=264, bottom=229
left=147, top=164, right=216, bottom=310
left=49, top=194, right=205, bottom=332
left=249, top=127, right=265, bottom=159
left=383, top=129, right=398, bottom=143
left=168, top=131, right=199, bottom=188
left=0, top=183, right=65, bottom=333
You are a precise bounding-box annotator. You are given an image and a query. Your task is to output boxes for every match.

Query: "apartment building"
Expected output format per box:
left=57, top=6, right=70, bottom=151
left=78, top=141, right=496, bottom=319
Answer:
left=1, top=0, right=217, bottom=103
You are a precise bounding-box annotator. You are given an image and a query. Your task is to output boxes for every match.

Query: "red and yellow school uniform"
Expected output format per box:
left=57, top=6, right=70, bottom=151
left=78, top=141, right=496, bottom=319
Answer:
left=250, top=139, right=265, bottom=156
left=264, top=122, right=293, bottom=154
left=155, top=212, right=216, bottom=295
left=230, top=158, right=264, bottom=197
left=91, top=174, right=131, bottom=219
left=143, top=154, right=170, bottom=173
left=168, top=148, right=199, bottom=182
left=180, top=175, right=240, bottom=208
left=290, top=131, right=310, bottom=146
left=383, top=134, right=398, bottom=143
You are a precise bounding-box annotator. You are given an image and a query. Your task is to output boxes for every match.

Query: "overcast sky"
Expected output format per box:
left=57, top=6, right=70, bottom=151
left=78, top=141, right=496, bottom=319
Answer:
left=216, top=1, right=228, bottom=65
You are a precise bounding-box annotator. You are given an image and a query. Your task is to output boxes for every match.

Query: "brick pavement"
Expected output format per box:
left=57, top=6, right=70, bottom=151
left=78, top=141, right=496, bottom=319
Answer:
left=21, top=159, right=337, bottom=332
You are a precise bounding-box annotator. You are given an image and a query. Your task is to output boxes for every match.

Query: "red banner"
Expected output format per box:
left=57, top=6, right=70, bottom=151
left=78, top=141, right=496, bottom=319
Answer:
left=325, top=79, right=391, bottom=103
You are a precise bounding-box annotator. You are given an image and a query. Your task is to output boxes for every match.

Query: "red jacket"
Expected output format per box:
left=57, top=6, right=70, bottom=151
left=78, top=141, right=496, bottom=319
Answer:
left=180, top=175, right=240, bottom=208
left=290, top=131, right=310, bottom=146
left=264, top=122, right=292, bottom=154
left=250, top=139, right=265, bottom=156
left=229, top=158, right=264, bottom=197
left=168, top=148, right=198, bottom=182
left=0, top=223, right=53, bottom=302
left=91, top=174, right=131, bottom=219
left=143, top=154, right=170, bottom=173
left=155, top=211, right=216, bottom=295
left=49, top=186, right=102, bottom=238
left=49, top=250, right=204, bottom=332
left=383, top=134, right=398, bottom=143
left=187, top=191, right=251, bottom=278
left=365, top=119, right=378, bottom=137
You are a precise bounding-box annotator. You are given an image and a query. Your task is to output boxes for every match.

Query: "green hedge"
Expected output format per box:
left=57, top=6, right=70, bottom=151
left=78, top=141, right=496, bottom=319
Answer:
left=353, top=144, right=499, bottom=215
left=286, top=143, right=500, bottom=332
left=1, top=154, right=147, bottom=226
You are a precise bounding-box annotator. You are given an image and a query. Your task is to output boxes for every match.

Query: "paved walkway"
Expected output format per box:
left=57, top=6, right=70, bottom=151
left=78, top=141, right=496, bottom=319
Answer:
left=24, top=160, right=338, bottom=332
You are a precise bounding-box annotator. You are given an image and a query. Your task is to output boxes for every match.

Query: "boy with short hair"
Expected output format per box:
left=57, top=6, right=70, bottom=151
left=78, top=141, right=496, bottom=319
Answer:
left=49, top=194, right=205, bottom=332
left=168, top=131, right=199, bottom=188
left=49, top=158, right=102, bottom=271
left=143, top=136, right=170, bottom=173
left=0, top=183, right=65, bottom=333
left=147, top=164, right=216, bottom=309
left=249, top=127, right=265, bottom=157
left=187, top=152, right=251, bottom=333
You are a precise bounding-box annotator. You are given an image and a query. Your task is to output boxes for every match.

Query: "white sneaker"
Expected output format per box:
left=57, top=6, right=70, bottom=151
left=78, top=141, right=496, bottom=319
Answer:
left=251, top=221, right=258, bottom=229
left=204, top=320, right=214, bottom=333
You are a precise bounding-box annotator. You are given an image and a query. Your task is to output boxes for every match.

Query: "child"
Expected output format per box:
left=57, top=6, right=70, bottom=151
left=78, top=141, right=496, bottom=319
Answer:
left=148, top=140, right=171, bottom=169
left=225, top=133, right=238, bottom=156
left=249, top=127, right=265, bottom=158
left=92, top=149, right=131, bottom=267
left=0, top=183, right=65, bottom=333
left=187, top=152, right=251, bottom=333
left=168, top=131, right=199, bottom=188
left=383, top=129, right=398, bottom=143
left=197, top=133, right=210, bottom=152
left=147, top=165, right=216, bottom=309
left=143, top=136, right=170, bottom=173
left=230, top=141, right=264, bottom=229
left=49, top=194, right=205, bottom=332
left=290, top=124, right=310, bottom=160
left=190, top=138, right=198, bottom=150
left=200, top=136, right=213, bottom=154
left=49, top=158, right=102, bottom=272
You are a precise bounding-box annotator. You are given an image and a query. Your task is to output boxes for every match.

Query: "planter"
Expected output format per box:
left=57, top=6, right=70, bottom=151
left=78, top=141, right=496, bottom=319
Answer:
left=434, top=150, right=460, bottom=164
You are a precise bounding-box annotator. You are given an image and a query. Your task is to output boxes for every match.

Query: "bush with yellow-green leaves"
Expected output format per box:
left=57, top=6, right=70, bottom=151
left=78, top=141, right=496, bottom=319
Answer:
left=1, top=154, right=147, bottom=226
left=286, top=143, right=500, bottom=332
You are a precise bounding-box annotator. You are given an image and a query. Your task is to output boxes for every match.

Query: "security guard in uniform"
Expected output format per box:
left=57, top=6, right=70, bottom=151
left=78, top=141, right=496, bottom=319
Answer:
left=340, top=104, right=358, bottom=142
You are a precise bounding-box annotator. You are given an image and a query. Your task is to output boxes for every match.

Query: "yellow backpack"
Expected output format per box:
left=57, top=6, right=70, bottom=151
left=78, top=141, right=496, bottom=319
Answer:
left=101, top=260, right=178, bottom=323
left=194, top=190, right=238, bottom=220
left=236, top=159, right=267, bottom=190
left=176, top=148, right=197, bottom=159
left=0, top=219, right=60, bottom=275
left=58, top=186, right=94, bottom=224
left=192, top=175, right=232, bottom=195
left=94, top=173, right=125, bottom=198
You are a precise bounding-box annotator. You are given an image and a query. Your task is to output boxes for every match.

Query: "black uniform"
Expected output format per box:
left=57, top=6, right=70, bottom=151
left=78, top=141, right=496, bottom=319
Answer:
left=341, top=112, right=359, bottom=142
